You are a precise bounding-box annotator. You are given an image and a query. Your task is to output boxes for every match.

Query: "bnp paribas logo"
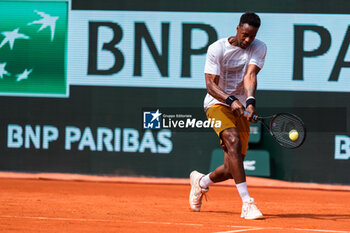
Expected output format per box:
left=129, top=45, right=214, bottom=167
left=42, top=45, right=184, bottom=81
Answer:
left=0, top=1, right=68, bottom=97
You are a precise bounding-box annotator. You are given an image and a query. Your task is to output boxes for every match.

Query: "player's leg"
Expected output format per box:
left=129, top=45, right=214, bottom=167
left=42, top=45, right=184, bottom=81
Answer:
left=202, top=127, right=245, bottom=186
left=199, top=139, right=232, bottom=185
left=189, top=104, right=240, bottom=211
left=220, top=127, right=246, bottom=183
left=203, top=105, right=238, bottom=184
left=189, top=104, right=232, bottom=211
left=208, top=162, right=232, bottom=183
left=221, top=119, right=263, bottom=219
left=198, top=143, right=232, bottom=189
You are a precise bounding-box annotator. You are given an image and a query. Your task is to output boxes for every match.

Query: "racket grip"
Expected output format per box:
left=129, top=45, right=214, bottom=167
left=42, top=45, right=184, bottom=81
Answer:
left=244, top=110, right=258, bottom=121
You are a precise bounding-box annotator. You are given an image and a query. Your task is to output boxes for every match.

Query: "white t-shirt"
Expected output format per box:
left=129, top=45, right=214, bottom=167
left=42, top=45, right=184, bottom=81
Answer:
left=204, top=37, right=267, bottom=110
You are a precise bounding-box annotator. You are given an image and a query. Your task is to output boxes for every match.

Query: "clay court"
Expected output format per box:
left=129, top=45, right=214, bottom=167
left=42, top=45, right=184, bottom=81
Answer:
left=0, top=173, right=349, bottom=233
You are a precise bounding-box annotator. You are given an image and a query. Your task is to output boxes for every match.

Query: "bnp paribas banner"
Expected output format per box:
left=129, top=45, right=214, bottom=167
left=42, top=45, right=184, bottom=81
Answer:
left=68, top=10, right=350, bottom=92
left=0, top=1, right=68, bottom=97
left=1, top=1, right=350, bottom=95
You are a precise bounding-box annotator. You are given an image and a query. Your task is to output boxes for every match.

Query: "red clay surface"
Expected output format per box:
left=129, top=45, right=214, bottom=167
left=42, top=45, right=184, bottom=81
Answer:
left=0, top=175, right=349, bottom=233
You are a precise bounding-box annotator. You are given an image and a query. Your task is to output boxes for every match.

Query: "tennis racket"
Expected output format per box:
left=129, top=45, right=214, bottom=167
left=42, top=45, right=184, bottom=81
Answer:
left=245, top=111, right=306, bottom=149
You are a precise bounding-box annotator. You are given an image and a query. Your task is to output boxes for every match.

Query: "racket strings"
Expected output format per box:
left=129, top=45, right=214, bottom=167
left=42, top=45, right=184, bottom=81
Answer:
left=270, top=114, right=305, bottom=148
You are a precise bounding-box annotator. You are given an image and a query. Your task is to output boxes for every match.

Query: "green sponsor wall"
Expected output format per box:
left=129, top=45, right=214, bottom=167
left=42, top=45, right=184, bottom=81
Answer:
left=0, top=86, right=349, bottom=184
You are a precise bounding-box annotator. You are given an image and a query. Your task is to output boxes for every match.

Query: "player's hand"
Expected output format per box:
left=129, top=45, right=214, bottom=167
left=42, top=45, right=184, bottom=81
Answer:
left=230, top=100, right=245, bottom=117
left=244, top=105, right=258, bottom=123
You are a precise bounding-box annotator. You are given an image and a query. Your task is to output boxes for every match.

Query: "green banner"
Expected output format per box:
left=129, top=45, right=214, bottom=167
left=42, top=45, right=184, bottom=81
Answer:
left=0, top=1, right=68, bottom=97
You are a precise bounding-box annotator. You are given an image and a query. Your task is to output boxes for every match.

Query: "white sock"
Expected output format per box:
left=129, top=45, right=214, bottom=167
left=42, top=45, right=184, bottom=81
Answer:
left=199, top=173, right=213, bottom=188
left=236, top=182, right=251, bottom=202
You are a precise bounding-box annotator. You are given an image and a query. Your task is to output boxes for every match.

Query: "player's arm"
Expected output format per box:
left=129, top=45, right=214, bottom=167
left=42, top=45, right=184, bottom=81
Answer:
left=205, top=73, right=244, bottom=116
left=243, top=64, right=260, bottom=122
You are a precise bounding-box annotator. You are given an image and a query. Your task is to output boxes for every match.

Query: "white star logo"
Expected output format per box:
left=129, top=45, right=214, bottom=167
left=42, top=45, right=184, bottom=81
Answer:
left=16, top=69, right=33, bottom=82
left=28, top=10, right=59, bottom=41
left=0, top=62, right=10, bottom=78
left=0, top=28, right=29, bottom=50
left=150, top=109, right=162, bottom=122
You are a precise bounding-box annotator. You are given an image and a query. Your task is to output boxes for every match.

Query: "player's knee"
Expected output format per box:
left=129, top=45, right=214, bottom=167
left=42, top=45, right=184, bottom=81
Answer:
left=224, top=136, right=241, bottom=155
left=221, top=129, right=242, bottom=158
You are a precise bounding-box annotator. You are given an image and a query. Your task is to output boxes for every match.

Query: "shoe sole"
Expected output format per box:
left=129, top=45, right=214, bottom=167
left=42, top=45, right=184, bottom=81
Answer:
left=244, top=215, right=264, bottom=220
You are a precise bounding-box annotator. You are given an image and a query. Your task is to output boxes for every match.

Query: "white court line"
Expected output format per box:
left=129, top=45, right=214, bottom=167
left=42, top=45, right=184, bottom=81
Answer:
left=294, top=229, right=350, bottom=233
left=217, top=226, right=350, bottom=233
left=218, top=225, right=262, bottom=228
left=138, top=221, right=203, bottom=227
left=213, top=228, right=264, bottom=233
left=1, top=215, right=349, bottom=233
left=0, top=216, right=202, bottom=227
left=214, top=228, right=350, bottom=233
left=216, top=227, right=350, bottom=233
left=0, top=215, right=113, bottom=222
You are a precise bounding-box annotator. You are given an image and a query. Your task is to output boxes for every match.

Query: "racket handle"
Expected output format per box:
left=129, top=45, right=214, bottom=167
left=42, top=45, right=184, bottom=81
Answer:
left=244, top=110, right=258, bottom=121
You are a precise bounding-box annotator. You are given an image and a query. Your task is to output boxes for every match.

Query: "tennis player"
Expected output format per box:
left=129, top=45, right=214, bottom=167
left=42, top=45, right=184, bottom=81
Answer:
left=189, top=12, right=267, bottom=220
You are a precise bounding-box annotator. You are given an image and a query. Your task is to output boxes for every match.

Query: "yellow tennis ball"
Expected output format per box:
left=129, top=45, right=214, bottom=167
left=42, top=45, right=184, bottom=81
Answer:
left=289, top=130, right=299, bottom=141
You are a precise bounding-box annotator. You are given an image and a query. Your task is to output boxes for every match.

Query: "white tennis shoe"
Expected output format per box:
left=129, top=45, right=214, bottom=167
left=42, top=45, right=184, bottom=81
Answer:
left=241, top=198, right=264, bottom=220
left=189, top=170, right=209, bottom=212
